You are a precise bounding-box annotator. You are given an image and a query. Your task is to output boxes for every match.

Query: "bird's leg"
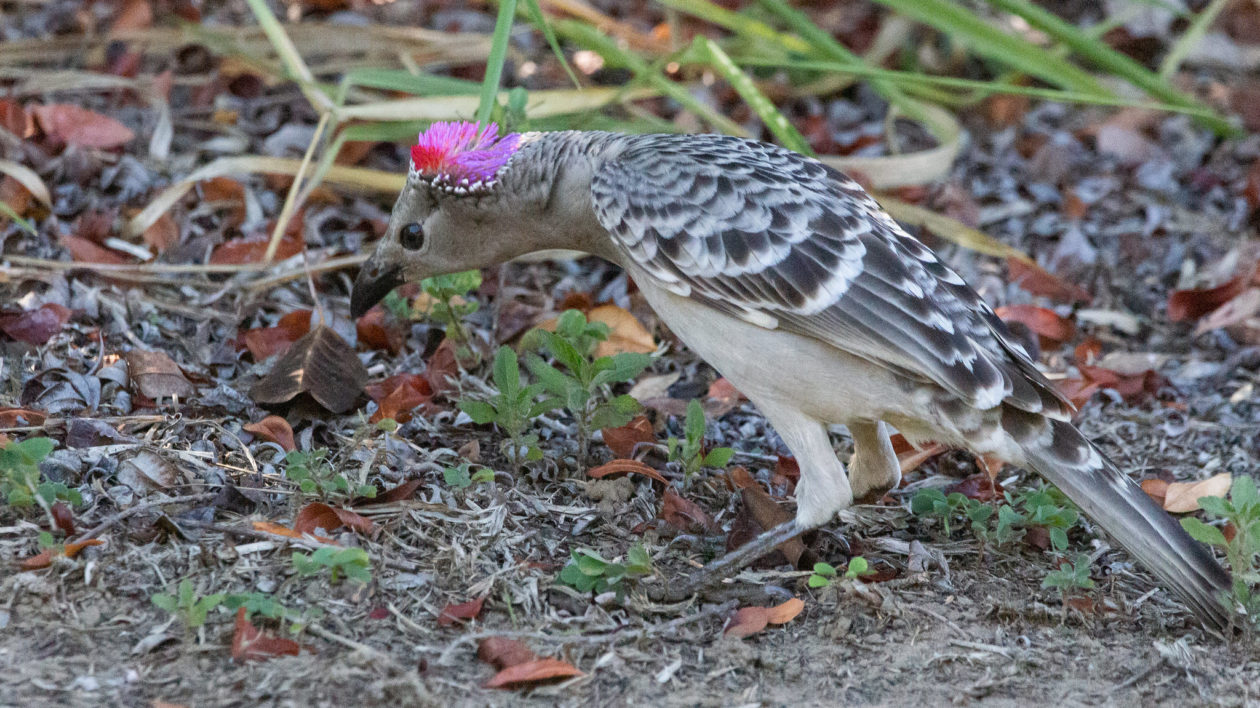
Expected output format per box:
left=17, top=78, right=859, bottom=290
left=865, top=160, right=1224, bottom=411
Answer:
left=654, top=403, right=853, bottom=602
left=848, top=420, right=901, bottom=504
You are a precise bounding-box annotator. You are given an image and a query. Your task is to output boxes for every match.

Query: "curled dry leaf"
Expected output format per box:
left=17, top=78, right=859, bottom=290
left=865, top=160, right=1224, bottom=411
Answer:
left=62, top=234, right=132, bottom=264
left=1140, top=478, right=1169, bottom=508
left=355, top=307, right=405, bottom=354
left=231, top=608, right=304, bottom=662
left=1006, top=257, right=1092, bottom=304
left=588, top=458, right=669, bottom=485
left=241, top=309, right=313, bottom=361
left=731, top=485, right=806, bottom=568
left=424, top=337, right=461, bottom=398
left=483, top=658, right=584, bottom=690
left=890, top=433, right=948, bottom=474
left=31, top=104, right=135, bottom=149
left=1162, top=473, right=1233, bottom=513
left=0, top=304, right=71, bottom=345
left=724, top=597, right=804, bottom=638
left=587, top=304, right=655, bottom=357
left=0, top=407, right=46, bottom=427
left=437, top=596, right=485, bottom=627
left=994, top=305, right=1075, bottom=347
left=660, top=488, right=714, bottom=533
left=141, top=212, right=180, bottom=253
left=251, top=520, right=336, bottom=544
left=250, top=325, right=367, bottom=413
left=945, top=473, right=1003, bottom=502
left=600, top=415, right=655, bottom=458
left=293, top=502, right=374, bottom=535
left=242, top=415, right=295, bottom=452
left=1168, top=259, right=1259, bottom=322
left=366, top=478, right=422, bottom=505
left=1193, top=288, right=1260, bottom=337
left=706, top=377, right=745, bottom=406
left=364, top=373, right=433, bottom=424
left=477, top=637, right=538, bottom=670
left=210, top=235, right=302, bottom=265
left=20, top=538, right=104, bottom=570
left=124, top=349, right=195, bottom=400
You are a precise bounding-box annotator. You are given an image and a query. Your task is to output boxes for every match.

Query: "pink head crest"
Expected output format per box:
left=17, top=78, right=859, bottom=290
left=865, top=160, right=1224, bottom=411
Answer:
left=410, top=121, right=520, bottom=190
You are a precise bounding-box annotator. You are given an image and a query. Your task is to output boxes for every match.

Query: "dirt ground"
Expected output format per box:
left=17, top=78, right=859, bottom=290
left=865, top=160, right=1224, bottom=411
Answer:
left=4, top=0, right=1260, bottom=706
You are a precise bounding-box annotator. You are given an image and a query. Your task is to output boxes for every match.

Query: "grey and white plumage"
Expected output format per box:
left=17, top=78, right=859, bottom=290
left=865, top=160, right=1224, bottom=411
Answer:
left=352, top=127, right=1233, bottom=630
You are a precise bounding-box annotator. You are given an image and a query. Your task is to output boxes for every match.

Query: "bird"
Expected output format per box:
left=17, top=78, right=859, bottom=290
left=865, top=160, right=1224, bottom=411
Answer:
left=351, top=120, right=1233, bottom=630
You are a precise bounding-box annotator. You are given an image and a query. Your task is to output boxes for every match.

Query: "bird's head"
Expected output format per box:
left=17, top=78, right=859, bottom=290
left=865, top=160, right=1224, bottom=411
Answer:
left=351, top=121, right=525, bottom=317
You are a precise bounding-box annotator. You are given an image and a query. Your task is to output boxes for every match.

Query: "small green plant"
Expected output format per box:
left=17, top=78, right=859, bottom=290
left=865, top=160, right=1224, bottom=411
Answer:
left=667, top=399, right=735, bottom=480
left=151, top=579, right=226, bottom=630
left=419, top=270, right=482, bottom=352
left=911, top=484, right=1079, bottom=552
left=291, top=546, right=372, bottom=584
left=557, top=544, right=653, bottom=596
left=1041, top=552, right=1096, bottom=607
left=458, top=346, right=560, bottom=470
left=224, top=592, right=322, bottom=630
left=1181, top=476, right=1260, bottom=623
left=808, top=557, right=876, bottom=588
left=523, top=310, right=653, bottom=464
left=442, top=461, right=496, bottom=489
left=910, top=488, right=986, bottom=538
left=1, top=437, right=79, bottom=509
left=284, top=449, right=376, bottom=501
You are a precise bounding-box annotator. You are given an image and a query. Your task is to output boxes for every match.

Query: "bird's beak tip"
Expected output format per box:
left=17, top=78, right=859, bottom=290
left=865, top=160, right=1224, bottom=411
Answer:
left=350, top=263, right=403, bottom=319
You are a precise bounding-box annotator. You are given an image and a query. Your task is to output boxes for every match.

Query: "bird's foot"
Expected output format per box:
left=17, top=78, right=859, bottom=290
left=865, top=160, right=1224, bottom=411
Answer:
left=648, top=519, right=808, bottom=603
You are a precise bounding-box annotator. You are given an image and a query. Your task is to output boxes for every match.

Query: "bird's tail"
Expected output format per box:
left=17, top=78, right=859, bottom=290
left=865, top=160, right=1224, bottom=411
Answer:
left=1005, top=409, right=1233, bottom=630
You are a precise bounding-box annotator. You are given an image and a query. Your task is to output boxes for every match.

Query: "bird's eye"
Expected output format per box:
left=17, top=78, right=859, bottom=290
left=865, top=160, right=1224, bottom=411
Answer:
left=400, top=222, right=425, bottom=250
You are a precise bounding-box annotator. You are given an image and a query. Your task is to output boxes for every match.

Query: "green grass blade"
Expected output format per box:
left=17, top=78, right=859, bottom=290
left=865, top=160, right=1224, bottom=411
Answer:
left=342, top=68, right=481, bottom=96
left=478, top=0, right=520, bottom=123
left=695, top=37, right=810, bottom=154
left=1159, top=0, right=1230, bottom=80
left=981, top=0, right=1237, bottom=135
left=521, top=0, right=582, bottom=89
left=239, top=0, right=331, bottom=112
left=868, top=0, right=1108, bottom=97
left=0, top=201, right=36, bottom=236
left=655, top=0, right=812, bottom=53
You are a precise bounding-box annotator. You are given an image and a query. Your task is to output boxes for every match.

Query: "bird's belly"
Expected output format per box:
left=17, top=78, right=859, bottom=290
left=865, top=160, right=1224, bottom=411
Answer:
left=635, top=279, right=908, bottom=424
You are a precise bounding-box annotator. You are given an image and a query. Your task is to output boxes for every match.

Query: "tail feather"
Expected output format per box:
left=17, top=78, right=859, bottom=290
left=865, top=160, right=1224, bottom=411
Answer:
left=1010, top=412, right=1233, bottom=630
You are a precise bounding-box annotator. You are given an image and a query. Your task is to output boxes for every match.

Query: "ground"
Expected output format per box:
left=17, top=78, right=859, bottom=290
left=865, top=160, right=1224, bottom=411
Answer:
left=2, top=0, right=1260, bottom=706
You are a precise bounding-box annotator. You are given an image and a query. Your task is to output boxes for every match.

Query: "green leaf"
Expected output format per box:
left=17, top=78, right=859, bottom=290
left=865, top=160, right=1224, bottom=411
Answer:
left=574, top=550, right=608, bottom=576
left=458, top=400, right=499, bottom=425
left=151, top=594, right=177, bottom=612
left=13, top=437, right=54, bottom=463
left=492, top=346, right=521, bottom=395
left=589, top=401, right=635, bottom=430
left=910, top=488, right=946, bottom=515
left=1231, top=475, right=1259, bottom=512
left=703, top=447, right=735, bottom=469
left=1180, top=517, right=1228, bottom=547
left=1197, top=495, right=1232, bottom=518
left=1049, top=527, right=1068, bottom=552
left=845, top=556, right=872, bottom=579
left=807, top=574, right=831, bottom=588
left=813, top=562, right=837, bottom=577
left=443, top=465, right=473, bottom=489
left=476, top=0, right=518, bottom=123
left=684, top=399, right=705, bottom=445
left=471, top=468, right=496, bottom=484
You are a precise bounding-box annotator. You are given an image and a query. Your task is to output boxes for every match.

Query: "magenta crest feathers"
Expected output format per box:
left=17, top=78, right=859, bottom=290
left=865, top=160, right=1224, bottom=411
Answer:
left=409, top=121, right=521, bottom=192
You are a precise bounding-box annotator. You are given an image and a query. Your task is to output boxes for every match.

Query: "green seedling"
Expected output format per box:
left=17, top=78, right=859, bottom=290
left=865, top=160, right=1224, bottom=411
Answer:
left=667, top=399, right=735, bottom=480
left=442, top=461, right=496, bottom=489
left=291, top=546, right=372, bottom=584
left=1, top=437, right=80, bottom=509
left=1181, top=475, right=1260, bottom=625
left=151, top=579, right=226, bottom=630
left=808, top=557, right=876, bottom=588
left=558, top=544, right=653, bottom=596
left=523, top=309, right=653, bottom=465
left=1041, top=552, right=1096, bottom=612
left=284, top=449, right=377, bottom=501
left=419, top=270, right=482, bottom=354
left=458, top=346, right=560, bottom=469
left=224, top=592, right=322, bottom=631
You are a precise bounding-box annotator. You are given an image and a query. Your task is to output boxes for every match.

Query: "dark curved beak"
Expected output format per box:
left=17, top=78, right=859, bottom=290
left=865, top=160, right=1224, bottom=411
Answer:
left=350, top=260, right=403, bottom=318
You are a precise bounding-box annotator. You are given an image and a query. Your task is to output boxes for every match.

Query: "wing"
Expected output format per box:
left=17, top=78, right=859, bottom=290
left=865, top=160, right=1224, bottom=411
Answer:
left=590, top=134, right=1067, bottom=416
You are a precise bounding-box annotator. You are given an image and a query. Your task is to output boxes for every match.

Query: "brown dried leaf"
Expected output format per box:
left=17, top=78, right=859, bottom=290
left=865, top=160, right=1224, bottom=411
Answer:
left=364, top=373, right=433, bottom=424
left=724, top=606, right=769, bottom=638
left=210, top=235, right=302, bottom=265
left=1194, top=288, right=1260, bottom=336
left=1168, top=262, right=1258, bottom=322
left=124, top=349, right=195, bottom=400
left=588, top=458, right=668, bottom=485
left=240, top=310, right=312, bottom=361
left=0, top=304, right=71, bottom=345
left=477, top=637, right=539, bottom=670
left=437, top=596, right=485, bottom=626
left=32, top=104, right=135, bottom=149
left=1163, top=473, right=1232, bottom=513
left=587, top=304, right=655, bottom=357
left=945, top=473, right=1003, bottom=502
left=293, top=502, right=374, bottom=535
left=732, top=485, right=806, bottom=567
left=599, top=416, right=656, bottom=459
left=764, top=597, right=805, bottom=624
left=425, top=338, right=461, bottom=398
left=1141, top=478, right=1169, bottom=508
left=242, top=415, right=295, bottom=452
left=231, top=608, right=304, bottom=662
left=994, top=304, right=1076, bottom=347
left=141, top=213, right=179, bottom=252
left=1006, top=257, right=1092, bottom=304
left=62, top=235, right=131, bottom=264
left=0, top=408, right=46, bottom=427
left=355, top=308, right=405, bottom=354
left=250, top=325, right=367, bottom=413
left=484, top=658, right=584, bottom=689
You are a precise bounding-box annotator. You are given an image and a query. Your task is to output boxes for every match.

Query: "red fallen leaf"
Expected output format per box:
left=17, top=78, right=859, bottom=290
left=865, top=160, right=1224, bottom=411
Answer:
left=772, top=455, right=799, bottom=494
left=1024, top=525, right=1051, bottom=551
left=32, top=104, right=135, bottom=149
left=210, top=234, right=302, bottom=265
left=707, top=377, right=745, bottom=405
left=242, top=415, right=295, bottom=451
left=21, top=538, right=104, bottom=570
left=1055, top=378, right=1101, bottom=411
left=364, top=373, right=433, bottom=424
left=890, top=433, right=949, bottom=474
left=724, top=597, right=804, bottom=638
left=368, top=606, right=389, bottom=620
left=1006, top=257, right=1092, bottom=304
left=1168, top=265, right=1258, bottom=322
left=0, top=304, right=72, bottom=345
left=0, top=176, right=33, bottom=218
left=366, top=478, right=423, bottom=504
left=0, top=99, right=33, bottom=138
left=1141, top=478, right=1169, bottom=507
left=1194, top=288, right=1260, bottom=336
left=355, top=307, right=405, bottom=354
left=856, top=560, right=900, bottom=584
left=1074, top=337, right=1103, bottom=365
left=484, top=658, right=584, bottom=689
left=1065, top=596, right=1098, bottom=614
left=660, top=488, right=714, bottom=533
left=0, top=408, right=46, bottom=426
left=241, top=309, right=313, bottom=360
left=425, top=338, right=461, bottom=398
left=231, top=608, right=303, bottom=662
left=588, top=458, right=668, bottom=485
left=200, top=177, right=246, bottom=226
left=51, top=501, right=75, bottom=535
left=293, top=502, right=374, bottom=535
left=994, top=304, right=1076, bottom=348
left=725, top=465, right=758, bottom=491
left=251, top=520, right=336, bottom=544
left=945, top=473, right=1004, bottom=502
left=62, top=234, right=132, bottom=264
left=141, top=213, right=180, bottom=252
left=437, top=596, right=485, bottom=627
left=478, top=637, right=539, bottom=670
left=601, top=415, right=655, bottom=458
left=1077, top=364, right=1164, bottom=403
